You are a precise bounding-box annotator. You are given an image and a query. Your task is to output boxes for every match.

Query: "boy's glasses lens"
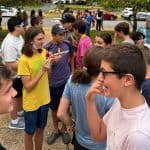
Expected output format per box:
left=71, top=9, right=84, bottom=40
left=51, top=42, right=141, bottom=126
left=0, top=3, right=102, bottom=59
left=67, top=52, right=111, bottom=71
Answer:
left=100, top=70, right=122, bottom=78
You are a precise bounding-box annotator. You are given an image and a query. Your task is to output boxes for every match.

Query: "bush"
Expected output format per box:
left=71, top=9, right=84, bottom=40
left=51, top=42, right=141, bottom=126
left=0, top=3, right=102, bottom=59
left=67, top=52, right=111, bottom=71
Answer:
left=0, top=29, right=8, bottom=45
left=90, top=30, right=114, bottom=43
left=76, top=0, right=86, bottom=5
left=65, top=0, right=70, bottom=4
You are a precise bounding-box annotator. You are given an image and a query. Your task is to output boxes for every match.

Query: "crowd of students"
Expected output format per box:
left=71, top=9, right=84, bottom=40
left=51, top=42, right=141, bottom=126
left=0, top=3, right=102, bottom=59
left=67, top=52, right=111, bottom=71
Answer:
left=0, top=7, right=150, bottom=150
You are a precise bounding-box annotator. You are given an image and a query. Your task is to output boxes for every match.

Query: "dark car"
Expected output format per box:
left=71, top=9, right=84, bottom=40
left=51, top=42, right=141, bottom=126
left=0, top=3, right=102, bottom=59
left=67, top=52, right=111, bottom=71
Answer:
left=103, top=11, right=117, bottom=20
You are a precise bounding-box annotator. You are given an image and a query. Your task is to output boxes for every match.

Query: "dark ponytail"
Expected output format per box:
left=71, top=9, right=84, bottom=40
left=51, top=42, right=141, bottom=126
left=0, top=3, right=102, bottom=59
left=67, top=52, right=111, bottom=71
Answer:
left=72, top=46, right=103, bottom=84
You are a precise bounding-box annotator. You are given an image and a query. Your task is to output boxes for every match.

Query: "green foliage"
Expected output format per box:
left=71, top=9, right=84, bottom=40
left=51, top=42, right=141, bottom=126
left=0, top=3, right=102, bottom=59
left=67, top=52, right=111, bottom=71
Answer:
left=90, top=30, right=114, bottom=43
left=100, top=0, right=150, bottom=11
left=0, top=0, right=41, bottom=7
left=0, top=29, right=8, bottom=45
left=63, top=4, right=102, bottom=10
left=76, top=0, right=87, bottom=5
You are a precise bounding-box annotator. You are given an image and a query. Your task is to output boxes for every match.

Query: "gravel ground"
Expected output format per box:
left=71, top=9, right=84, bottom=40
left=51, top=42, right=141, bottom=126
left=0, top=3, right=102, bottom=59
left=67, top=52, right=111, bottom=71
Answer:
left=0, top=112, right=73, bottom=150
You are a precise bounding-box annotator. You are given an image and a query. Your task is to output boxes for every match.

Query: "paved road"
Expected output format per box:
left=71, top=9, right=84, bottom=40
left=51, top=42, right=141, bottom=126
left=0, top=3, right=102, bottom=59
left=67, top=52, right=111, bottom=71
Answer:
left=1, top=17, right=145, bottom=30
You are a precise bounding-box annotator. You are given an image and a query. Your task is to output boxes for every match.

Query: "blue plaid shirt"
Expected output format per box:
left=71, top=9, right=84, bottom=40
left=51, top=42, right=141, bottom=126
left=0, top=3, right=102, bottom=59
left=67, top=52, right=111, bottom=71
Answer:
left=137, top=26, right=150, bottom=44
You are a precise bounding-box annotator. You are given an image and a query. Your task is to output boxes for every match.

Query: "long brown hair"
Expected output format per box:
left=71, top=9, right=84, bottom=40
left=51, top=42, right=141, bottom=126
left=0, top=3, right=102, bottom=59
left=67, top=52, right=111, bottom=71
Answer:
left=22, top=27, right=44, bottom=57
left=72, top=46, right=103, bottom=84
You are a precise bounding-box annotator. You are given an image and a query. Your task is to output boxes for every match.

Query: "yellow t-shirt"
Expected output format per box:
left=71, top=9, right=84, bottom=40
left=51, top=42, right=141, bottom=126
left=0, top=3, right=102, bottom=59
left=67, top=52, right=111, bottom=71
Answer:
left=18, top=49, right=50, bottom=111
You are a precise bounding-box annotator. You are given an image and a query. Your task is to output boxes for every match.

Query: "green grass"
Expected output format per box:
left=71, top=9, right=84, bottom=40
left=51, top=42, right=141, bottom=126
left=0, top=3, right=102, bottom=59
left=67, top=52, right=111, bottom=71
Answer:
left=44, top=4, right=103, bottom=17
left=0, top=28, right=116, bottom=46
left=63, top=4, right=103, bottom=10
left=90, top=30, right=114, bottom=43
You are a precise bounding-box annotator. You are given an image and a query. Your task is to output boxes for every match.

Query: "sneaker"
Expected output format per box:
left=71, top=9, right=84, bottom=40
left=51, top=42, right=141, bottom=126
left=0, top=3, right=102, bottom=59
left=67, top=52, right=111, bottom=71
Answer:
left=61, top=132, right=71, bottom=144
left=17, top=112, right=24, bottom=118
left=47, top=132, right=61, bottom=145
left=8, top=119, right=25, bottom=129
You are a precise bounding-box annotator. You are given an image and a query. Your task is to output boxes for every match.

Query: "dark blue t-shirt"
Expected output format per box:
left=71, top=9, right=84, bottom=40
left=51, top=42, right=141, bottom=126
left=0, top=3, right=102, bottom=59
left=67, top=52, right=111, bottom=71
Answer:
left=141, top=78, right=150, bottom=107
left=44, top=41, right=72, bottom=87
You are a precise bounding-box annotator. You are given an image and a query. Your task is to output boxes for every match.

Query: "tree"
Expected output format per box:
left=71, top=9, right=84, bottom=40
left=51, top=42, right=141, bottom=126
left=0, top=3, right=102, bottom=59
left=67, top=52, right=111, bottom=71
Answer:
left=0, top=0, right=42, bottom=6
left=100, top=0, right=150, bottom=31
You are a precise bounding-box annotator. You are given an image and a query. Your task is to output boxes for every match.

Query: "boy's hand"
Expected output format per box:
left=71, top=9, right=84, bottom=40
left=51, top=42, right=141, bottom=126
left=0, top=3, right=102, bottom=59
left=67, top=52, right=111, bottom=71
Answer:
left=53, top=55, right=62, bottom=63
left=86, top=78, right=105, bottom=100
left=45, top=52, right=53, bottom=59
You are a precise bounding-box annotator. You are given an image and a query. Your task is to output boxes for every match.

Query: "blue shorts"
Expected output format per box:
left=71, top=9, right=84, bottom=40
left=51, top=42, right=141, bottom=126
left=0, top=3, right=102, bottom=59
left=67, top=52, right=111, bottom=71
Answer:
left=49, top=83, right=66, bottom=111
left=24, top=104, right=49, bottom=135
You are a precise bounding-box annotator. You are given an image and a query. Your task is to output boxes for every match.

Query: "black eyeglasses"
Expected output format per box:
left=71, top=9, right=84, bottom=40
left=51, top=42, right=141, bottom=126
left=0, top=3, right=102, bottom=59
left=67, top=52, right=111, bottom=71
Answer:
left=99, top=70, right=123, bottom=78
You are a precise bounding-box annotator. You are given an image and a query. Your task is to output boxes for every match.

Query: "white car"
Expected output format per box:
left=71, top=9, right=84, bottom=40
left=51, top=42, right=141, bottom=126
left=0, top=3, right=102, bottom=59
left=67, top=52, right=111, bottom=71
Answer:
left=122, top=7, right=133, bottom=19
left=0, top=6, right=18, bottom=17
left=137, top=12, right=150, bottom=21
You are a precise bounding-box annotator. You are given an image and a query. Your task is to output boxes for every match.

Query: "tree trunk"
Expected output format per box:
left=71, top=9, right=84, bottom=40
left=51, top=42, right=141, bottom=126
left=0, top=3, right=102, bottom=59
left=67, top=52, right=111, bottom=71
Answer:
left=132, top=8, right=137, bottom=32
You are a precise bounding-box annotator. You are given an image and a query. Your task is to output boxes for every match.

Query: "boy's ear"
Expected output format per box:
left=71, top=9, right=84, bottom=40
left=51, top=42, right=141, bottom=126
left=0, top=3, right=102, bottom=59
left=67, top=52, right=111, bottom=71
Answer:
left=124, top=73, right=135, bottom=87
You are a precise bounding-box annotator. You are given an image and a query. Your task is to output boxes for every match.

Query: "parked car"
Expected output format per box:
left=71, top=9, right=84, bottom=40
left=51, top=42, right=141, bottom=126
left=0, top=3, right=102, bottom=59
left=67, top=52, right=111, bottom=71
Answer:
left=122, top=7, right=133, bottom=19
left=103, top=11, right=117, bottom=20
left=1, top=8, right=17, bottom=17
left=0, top=6, right=23, bottom=17
left=137, top=12, right=150, bottom=21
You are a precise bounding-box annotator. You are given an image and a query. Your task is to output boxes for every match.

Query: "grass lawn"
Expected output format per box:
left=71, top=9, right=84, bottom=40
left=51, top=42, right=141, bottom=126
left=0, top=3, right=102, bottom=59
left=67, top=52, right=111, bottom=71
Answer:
left=44, top=4, right=104, bottom=17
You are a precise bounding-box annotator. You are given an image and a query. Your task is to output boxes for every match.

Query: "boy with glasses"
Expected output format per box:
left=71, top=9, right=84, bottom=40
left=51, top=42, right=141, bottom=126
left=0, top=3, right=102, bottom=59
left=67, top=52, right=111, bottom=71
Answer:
left=86, top=44, right=150, bottom=149
left=1, top=16, right=25, bottom=129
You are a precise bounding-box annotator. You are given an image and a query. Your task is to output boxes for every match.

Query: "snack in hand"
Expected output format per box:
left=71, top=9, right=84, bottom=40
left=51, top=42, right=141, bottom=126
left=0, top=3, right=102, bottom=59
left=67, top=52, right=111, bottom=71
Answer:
left=46, top=52, right=50, bottom=59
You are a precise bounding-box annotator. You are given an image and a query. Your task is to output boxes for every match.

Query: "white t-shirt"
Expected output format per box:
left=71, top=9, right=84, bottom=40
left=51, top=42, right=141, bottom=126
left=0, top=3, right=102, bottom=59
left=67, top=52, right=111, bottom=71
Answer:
left=103, top=98, right=150, bottom=150
left=123, top=38, right=135, bottom=45
left=1, top=33, right=24, bottom=62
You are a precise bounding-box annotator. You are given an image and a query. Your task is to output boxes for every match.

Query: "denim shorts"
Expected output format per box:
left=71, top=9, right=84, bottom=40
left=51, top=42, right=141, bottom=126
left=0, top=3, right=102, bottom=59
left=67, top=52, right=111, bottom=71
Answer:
left=24, top=104, right=49, bottom=135
left=49, top=83, right=66, bottom=111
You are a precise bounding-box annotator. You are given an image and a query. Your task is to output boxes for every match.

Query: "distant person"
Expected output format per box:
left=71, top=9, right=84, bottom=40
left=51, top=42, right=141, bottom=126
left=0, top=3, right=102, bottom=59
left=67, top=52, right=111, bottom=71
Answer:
left=37, top=9, right=44, bottom=24
left=60, top=13, right=79, bottom=52
left=61, top=13, right=75, bottom=32
left=18, top=27, right=51, bottom=150
left=72, top=19, right=92, bottom=69
left=94, top=32, right=112, bottom=48
left=141, top=47, right=150, bottom=107
left=30, top=9, right=36, bottom=20
left=86, top=44, right=150, bottom=150
left=76, top=10, right=81, bottom=20
left=114, top=22, right=134, bottom=44
left=0, top=63, right=17, bottom=150
left=138, top=16, right=150, bottom=45
left=89, top=11, right=95, bottom=28
left=96, top=9, right=103, bottom=31
left=84, top=10, right=93, bottom=36
left=62, top=7, right=71, bottom=18
left=1, top=16, right=24, bottom=129
left=22, top=11, right=28, bottom=31
left=57, top=48, right=114, bottom=150
left=130, top=31, right=145, bottom=48
left=16, top=11, right=23, bottom=21
left=31, top=16, right=42, bottom=28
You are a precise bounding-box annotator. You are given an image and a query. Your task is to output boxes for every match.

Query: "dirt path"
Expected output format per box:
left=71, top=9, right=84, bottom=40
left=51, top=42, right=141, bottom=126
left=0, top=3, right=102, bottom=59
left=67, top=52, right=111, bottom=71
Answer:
left=0, top=112, right=73, bottom=150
